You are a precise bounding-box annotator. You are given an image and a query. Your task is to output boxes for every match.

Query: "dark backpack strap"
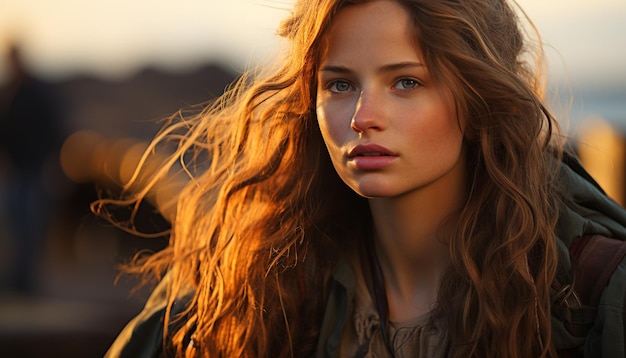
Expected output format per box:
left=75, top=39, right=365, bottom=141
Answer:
left=571, top=235, right=626, bottom=306
left=555, top=235, right=626, bottom=357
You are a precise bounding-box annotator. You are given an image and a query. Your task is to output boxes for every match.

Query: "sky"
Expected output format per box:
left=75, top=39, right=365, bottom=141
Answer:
left=0, top=0, right=625, bottom=89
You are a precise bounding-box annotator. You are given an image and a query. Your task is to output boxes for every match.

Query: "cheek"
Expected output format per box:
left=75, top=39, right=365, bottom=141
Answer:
left=315, top=102, right=329, bottom=141
left=315, top=102, right=340, bottom=146
left=406, top=104, right=464, bottom=160
left=440, top=90, right=465, bottom=136
left=423, top=94, right=463, bottom=145
left=432, top=116, right=464, bottom=152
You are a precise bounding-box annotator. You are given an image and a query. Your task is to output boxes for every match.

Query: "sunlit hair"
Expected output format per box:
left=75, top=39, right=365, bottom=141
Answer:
left=398, top=1, right=562, bottom=357
left=101, top=0, right=562, bottom=357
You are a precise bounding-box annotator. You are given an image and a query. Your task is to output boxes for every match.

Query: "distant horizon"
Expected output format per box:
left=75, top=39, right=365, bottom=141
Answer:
left=14, top=54, right=625, bottom=133
left=1, top=0, right=625, bottom=88
left=8, top=51, right=624, bottom=96
left=1, top=0, right=625, bottom=132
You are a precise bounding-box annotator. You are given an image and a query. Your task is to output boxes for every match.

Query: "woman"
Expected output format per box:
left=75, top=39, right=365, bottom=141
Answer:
left=105, top=0, right=626, bottom=357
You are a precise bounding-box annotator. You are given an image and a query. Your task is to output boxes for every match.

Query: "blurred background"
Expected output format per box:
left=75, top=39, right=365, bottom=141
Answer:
left=0, top=0, right=624, bottom=356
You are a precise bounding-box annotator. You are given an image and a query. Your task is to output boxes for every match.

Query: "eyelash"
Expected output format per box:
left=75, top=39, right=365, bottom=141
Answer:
left=395, top=78, right=421, bottom=90
left=323, top=77, right=422, bottom=93
left=325, top=80, right=354, bottom=93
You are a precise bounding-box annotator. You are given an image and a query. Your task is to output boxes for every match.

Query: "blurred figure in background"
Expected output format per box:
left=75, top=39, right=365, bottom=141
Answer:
left=0, top=43, right=63, bottom=295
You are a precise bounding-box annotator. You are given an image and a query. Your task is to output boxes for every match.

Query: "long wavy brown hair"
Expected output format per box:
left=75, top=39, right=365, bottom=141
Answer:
left=102, top=0, right=563, bottom=356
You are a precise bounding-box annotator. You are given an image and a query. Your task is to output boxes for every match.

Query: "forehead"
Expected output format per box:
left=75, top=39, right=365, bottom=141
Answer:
left=319, top=1, right=422, bottom=64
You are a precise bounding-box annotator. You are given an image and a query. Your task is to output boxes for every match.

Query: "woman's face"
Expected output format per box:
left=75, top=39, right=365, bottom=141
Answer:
left=315, top=0, right=466, bottom=199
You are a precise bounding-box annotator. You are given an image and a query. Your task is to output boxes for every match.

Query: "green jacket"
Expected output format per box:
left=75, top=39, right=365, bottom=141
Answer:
left=106, top=158, right=626, bottom=357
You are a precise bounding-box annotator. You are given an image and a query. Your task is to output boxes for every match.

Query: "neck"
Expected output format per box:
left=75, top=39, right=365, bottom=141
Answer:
left=368, top=158, right=467, bottom=321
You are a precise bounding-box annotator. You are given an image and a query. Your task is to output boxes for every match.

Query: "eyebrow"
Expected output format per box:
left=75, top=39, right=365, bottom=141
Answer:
left=319, top=61, right=425, bottom=74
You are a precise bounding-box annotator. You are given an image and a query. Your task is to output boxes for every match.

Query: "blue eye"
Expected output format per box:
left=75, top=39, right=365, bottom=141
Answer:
left=395, top=78, right=420, bottom=89
left=327, top=80, right=353, bottom=93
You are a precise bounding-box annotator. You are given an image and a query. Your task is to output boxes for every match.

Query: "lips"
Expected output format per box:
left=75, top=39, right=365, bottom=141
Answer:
left=355, top=152, right=387, bottom=157
left=348, top=144, right=397, bottom=170
left=348, top=144, right=395, bottom=158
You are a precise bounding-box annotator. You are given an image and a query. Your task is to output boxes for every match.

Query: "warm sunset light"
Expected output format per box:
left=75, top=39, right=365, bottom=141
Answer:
left=0, top=0, right=289, bottom=81
left=1, top=0, right=625, bottom=87
left=59, top=130, right=104, bottom=183
left=577, top=118, right=626, bottom=206
left=2, top=1, right=625, bottom=357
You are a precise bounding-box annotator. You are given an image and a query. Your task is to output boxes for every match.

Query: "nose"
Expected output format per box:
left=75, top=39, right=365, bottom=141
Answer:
left=351, top=90, right=385, bottom=133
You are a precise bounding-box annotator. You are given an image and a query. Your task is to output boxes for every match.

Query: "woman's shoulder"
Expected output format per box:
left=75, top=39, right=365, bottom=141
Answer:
left=104, top=275, right=195, bottom=358
left=552, top=153, right=626, bottom=357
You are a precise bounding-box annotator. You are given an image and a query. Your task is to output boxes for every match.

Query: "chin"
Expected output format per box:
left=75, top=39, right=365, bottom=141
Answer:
left=339, top=174, right=400, bottom=198
left=349, top=184, right=397, bottom=199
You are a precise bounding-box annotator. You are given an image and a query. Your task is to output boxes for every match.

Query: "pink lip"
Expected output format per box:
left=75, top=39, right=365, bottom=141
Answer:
left=348, top=144, right=397, bottom=170
left=348, top=144, right=395, bottom=157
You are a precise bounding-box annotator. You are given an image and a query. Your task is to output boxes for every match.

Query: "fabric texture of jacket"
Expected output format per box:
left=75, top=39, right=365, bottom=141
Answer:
left=105, top=157, right=626, bottom=357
